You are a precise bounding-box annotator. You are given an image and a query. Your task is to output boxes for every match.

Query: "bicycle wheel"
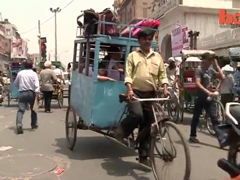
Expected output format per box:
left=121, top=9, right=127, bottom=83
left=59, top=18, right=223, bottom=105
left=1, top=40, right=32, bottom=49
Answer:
left=65, top=106, right=77, bottom=150
left=150, top=121, right=191, bottom=180
left=206, top=100, right=225, bottom=136
left=167, top=98, right=180, bottom=123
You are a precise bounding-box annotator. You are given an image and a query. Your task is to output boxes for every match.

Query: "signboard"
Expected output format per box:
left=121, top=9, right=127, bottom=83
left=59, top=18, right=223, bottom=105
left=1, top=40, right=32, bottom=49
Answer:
left=214, top=29, right=232, bottom=44
left=182, top=26, right=189, bottom=50
left=11, top=37, right=28, bottom=59
left=151, top=0, right=178, bottom=19
left=171, top=25, right=189, bottom=56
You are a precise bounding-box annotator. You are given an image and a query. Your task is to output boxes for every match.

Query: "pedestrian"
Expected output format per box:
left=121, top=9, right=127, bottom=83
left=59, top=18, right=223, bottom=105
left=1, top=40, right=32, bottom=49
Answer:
left=216, top=62, right=235, bottom=108
left=115, top=29, right=170, bottom=166
left=234, top=65, right=240, bottom=102
left=166, top=57, right=180, bottom=93
left=189, top=52, right=228, bottom=147
left=39, top=61, right=57, bottom=113
left=14, top=60, right=39, bottom=134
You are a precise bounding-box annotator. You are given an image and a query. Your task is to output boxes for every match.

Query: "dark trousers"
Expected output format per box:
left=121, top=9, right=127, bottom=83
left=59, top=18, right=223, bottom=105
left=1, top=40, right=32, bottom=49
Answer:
left=16, top=90, right=37, bottom=127
left=221, top=93, right=234, bottom=108
left=42, top=91, right=53, bottom=111
left=120, top=90, right=155, bottom=157
left=190, top=96, right=221, bottom=138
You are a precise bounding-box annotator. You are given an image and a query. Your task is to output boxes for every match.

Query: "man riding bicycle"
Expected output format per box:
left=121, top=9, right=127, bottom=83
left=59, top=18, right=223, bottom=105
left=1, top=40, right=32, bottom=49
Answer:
left=115, top=29, right=170, bottom=166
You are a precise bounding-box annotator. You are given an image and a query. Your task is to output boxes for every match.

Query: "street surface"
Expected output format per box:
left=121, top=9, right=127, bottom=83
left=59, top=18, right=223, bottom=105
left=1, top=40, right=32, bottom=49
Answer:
left=0, top=100, right=230, bottom=180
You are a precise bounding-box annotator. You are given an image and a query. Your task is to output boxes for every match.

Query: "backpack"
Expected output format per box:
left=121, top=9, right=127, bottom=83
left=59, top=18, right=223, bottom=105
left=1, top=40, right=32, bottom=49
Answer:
left=77, top=9, right=99, bottom=37
left=77, top=8, right=119, bottom=37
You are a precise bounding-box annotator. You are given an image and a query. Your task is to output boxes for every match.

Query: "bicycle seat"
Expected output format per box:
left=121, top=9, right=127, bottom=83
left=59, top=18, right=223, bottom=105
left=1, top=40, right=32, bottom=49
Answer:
left=119, top=94, right=128, bottom=103
left=230, top=105, right=240, bottom=124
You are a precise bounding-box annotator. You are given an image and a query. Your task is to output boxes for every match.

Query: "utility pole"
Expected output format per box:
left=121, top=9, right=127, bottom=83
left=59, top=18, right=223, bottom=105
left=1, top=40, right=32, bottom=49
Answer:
left=50, top=7, right=61, bottom=61
left=38, top=20, right=41, bottom=64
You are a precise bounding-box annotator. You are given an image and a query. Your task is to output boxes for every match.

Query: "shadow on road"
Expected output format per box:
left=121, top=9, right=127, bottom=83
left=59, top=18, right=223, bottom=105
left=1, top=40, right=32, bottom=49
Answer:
left=178, top=115, right=192, bottom=126
left=54, top=136, right=137, bottom=161
left=101, top=157, right=151, bottom=180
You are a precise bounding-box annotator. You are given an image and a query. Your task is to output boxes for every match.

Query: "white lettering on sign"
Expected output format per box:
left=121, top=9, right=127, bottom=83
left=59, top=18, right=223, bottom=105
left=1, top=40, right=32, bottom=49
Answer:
left=104, top=87, right=112, bottom=96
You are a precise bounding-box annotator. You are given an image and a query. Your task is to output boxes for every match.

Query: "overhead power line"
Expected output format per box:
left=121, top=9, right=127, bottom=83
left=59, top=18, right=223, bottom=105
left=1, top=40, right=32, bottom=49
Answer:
left=20, top=0, right=74, bottom=35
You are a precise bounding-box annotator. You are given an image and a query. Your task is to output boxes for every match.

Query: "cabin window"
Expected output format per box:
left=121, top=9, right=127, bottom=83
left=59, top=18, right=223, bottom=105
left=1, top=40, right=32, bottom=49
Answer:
left=99, top=44, right=125, bottom=81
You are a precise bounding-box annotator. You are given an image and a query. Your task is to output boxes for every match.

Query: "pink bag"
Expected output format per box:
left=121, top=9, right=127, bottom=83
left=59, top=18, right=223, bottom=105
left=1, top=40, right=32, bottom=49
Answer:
left=121, top=19, right=160, bottom=38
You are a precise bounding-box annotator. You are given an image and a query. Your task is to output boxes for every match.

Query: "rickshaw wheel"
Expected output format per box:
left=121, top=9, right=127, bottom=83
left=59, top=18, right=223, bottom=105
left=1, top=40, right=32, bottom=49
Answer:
left=58, top=90, right=64, bottom=108
left=65, top=106, right=77, bottom=151
left=150, top=121, right=191, bottom=180
left=68, top=84, right=71, bottom=106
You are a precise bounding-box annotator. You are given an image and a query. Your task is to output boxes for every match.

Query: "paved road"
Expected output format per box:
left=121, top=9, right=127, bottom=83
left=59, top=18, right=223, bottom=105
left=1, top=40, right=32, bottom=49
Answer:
left=0, top=100, right=230, bottom=180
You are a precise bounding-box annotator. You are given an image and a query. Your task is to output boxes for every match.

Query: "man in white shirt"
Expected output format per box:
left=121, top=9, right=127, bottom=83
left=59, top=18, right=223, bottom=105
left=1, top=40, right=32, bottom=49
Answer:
left=217, top=63, right=235, bottom=108
left=166, top=58, right=180, bottom=94
left=54, top=65, right=65, bottom=84
left=14, top=60, right=40, bottom=134
left=107, top=47, right=124, bottom=81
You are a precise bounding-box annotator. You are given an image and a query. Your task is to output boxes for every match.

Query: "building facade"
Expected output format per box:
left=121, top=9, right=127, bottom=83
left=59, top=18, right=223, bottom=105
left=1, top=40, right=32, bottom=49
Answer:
left=1, top=19, right=18, bottom=56
left=0, top=18, right=20, bottom=72
left=150, top=0, right=240, bottom=60
left=114, top=0, right=152, bottom=24
left=0, top=23, right=8, bottom=71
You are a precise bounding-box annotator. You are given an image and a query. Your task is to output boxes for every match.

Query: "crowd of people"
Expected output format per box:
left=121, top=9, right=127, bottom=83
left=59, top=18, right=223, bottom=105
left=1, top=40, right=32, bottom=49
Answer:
left=11, top=60, right=64, bottom=134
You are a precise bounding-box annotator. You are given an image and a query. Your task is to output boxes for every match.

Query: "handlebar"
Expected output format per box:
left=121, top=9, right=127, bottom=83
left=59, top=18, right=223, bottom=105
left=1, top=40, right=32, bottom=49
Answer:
left=133, top=96, right=170, bottom=102
left=157, top=87, right=172, bottom=91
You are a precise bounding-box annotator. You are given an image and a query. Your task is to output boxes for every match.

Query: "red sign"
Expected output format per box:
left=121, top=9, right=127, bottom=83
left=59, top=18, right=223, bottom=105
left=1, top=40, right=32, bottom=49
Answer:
left=219, top=9, right=240, bottom=25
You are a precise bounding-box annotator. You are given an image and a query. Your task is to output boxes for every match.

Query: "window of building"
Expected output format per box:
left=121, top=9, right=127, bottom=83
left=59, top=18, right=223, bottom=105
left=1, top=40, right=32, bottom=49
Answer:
left=143, top=2, right=148, bottom=5
left=6, top=29, right=10, bottom=36
left=143, top=8, right=147, bottom=18
left=132, top=0, right=135, bottom=5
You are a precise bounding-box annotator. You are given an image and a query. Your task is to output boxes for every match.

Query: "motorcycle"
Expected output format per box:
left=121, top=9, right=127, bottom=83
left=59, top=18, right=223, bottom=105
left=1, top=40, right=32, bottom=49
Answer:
left=218, top=102, right=240, bottom=178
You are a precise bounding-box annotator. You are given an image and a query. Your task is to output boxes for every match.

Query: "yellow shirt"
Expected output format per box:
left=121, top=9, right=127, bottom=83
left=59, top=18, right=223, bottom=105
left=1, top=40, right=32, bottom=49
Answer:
left=125, top=50, right=168, bottom=91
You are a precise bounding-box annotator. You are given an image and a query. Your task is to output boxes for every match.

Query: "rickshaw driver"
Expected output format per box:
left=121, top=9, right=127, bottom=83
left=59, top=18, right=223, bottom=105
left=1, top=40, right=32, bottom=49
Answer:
left=166, top=57, right=180, bottom=96
left=189, top=52, right=228, bottom=147
left=115, top=29, right=170, bottom=166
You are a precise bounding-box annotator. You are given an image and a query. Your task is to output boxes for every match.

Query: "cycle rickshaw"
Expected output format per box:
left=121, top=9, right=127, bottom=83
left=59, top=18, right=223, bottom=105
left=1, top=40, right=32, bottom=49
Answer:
left=179, top=50, right=225, bottom=135
left=7, top=61, right=22, bottom=106
left=38, top=82, right=64, bottom=108
left=38, top=61, right=64, bottom=108
left=65, top=13, right=191, bottom=179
